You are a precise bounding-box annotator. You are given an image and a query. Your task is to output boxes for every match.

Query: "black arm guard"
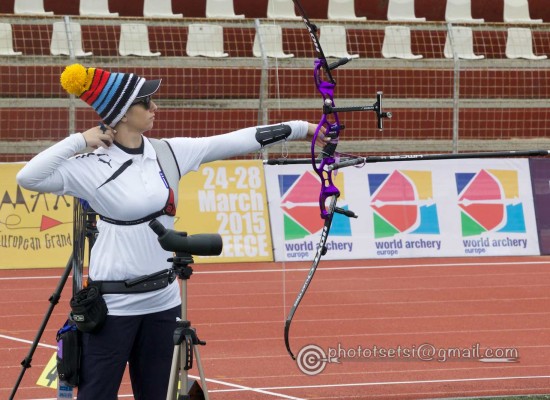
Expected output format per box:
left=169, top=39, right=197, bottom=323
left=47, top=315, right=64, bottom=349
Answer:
left=255, top=124, right=292, bottom=147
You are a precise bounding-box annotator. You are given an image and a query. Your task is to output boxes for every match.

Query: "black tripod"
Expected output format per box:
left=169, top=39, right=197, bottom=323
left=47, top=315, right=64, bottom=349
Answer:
left=9, top=200, right=96, bottom=400
left=9, top=256, right=74, bottom=400
left=166, top=253, right=208, bottom=400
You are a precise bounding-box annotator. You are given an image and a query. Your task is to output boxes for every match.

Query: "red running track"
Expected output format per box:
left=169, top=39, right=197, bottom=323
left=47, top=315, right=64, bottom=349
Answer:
left=1, top=256, right=550, bottom=399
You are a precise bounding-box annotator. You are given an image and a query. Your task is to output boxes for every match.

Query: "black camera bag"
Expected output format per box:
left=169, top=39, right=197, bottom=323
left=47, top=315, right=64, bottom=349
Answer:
left=70, top=286, right=108, bottom=333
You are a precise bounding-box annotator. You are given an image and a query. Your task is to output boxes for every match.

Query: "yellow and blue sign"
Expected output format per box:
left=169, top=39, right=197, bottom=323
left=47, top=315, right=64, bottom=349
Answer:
left=176, top=160, right=273, bottom=263
left=0, top=163, right=74, bottom=269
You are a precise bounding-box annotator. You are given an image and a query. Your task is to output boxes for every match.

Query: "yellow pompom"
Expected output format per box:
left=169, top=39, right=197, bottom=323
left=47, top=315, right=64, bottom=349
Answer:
left=60, top=64, right=92, bottom=96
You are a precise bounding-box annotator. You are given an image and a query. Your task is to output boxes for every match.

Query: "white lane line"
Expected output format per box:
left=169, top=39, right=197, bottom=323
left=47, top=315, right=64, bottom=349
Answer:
left=190, top=375, right=305, bottom=400
left=0, top=334, right=56, bottom=350
left=209, top=374, right=550, bottom=393
left=2, top=260, right=550, bottom=280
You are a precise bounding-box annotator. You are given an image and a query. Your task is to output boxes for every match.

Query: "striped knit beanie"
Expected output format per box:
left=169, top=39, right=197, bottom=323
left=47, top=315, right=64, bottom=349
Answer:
left=60, top=64, right=158, bottom=127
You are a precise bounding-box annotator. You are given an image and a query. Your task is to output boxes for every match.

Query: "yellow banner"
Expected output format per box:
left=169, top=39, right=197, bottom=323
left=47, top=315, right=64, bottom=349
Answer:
left=175, top=160, right=273, bottom=263
left=0, top=164, right=74, bottom=269
left=1, top=160, right=274, bottom=268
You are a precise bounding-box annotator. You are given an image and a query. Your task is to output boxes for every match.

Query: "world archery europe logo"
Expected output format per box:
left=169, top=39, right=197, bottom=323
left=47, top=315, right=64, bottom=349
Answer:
left=278, top=171, right=351, bottom=240
left=368, top=170, right=439, bottom=239
left=456, top=169, right=525, bottom=237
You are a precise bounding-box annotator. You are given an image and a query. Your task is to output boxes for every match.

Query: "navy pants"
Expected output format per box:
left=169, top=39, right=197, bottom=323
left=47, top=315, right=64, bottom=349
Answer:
left=77, top=305, right=180, bottom=400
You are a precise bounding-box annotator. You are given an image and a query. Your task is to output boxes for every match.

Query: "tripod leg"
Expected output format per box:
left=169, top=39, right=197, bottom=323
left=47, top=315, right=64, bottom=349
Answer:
left=167, top=344, right=181, bottom=400
left=179, top=337, right=189, bottom=398
left=9, top=255, right=74, bottom=400
left=193, top=345, right=209, bottom=400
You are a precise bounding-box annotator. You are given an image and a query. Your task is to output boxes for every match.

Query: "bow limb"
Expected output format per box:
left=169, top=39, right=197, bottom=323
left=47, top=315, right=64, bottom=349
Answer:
left=284, top=194, right=338, bottom=359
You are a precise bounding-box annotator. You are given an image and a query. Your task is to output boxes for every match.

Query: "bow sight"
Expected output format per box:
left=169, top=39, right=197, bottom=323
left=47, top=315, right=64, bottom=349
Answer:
left=319, top=56, right=392, bottom=130
left=323, top=90, right=393, bottom=131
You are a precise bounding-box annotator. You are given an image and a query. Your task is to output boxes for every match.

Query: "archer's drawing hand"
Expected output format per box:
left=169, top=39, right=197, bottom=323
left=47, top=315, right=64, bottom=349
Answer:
left=82, top=124, right=116, bottom=149
left=307, top=123, right=330, bottom=147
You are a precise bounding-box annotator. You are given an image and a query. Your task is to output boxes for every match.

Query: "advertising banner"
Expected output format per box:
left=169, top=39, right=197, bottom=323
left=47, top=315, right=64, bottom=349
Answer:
left=1, top=160, right=273, bottom=268
left=2, top=157, right=540, bottom=267
left=176, top=160, right=273, bottom=263
left=0, top=163, right=75, bottom=269
left=528, top=158, right=550, bottom=254
left=264, top=164, right=369, bottom=261
left=358, top=159, right=539, bottom=258
left=265, top=159, right=540, bottom=260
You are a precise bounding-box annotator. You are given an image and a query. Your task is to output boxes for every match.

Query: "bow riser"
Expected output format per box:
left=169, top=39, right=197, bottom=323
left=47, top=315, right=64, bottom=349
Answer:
left=312, top=61, right=342, bottom=219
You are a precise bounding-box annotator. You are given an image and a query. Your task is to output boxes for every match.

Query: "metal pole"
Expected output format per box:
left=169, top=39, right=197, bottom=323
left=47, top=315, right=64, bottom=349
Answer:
left=255, top=18, right=269, bottom=161
left=264, top=149, right=550, bottom=168
left=63, top=15, right=76, bottom=135
left=447, top=22, right=460, bottom=154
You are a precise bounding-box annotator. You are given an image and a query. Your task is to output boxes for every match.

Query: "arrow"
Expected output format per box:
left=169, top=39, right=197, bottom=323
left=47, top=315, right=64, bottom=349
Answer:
left=371, top=199, right=436, bottom=208
left=459, top=198, right=521, bottom=207
left=281, top=201, right=320, bottom=209
left=40, top=215, right=63, bottom=231
left=478, top=358, right=518, bottom=363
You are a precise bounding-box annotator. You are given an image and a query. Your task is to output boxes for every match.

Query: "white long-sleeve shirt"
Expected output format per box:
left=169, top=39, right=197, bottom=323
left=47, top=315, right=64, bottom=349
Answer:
left=17, top=121, right=308, bottom=315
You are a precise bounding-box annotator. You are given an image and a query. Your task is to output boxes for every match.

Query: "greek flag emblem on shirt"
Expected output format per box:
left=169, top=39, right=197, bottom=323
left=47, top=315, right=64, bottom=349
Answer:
left=159, top=171, right=169, bottom=189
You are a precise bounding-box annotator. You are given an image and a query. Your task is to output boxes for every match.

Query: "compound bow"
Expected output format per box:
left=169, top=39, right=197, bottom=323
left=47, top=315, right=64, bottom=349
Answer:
left=284, top=0, right=392, bottom=359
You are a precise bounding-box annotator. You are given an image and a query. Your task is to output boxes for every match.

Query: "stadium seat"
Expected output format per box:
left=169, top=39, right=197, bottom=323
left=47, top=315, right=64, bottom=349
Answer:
left=79, top=0, right=118, bottom=17
left=503, top=0, right=542, bottom=23
left=186, top=24, right=229, bottom=57
left=143, top=0, right=183, bottom=18
left=387, top=0, right=425, bottom=22
left=253, top=24, right=294, bottom=58
left=327, top=0, right=366, bottom=21
left=319, top=25, right=359, bottom=59
left=444, top=26, right=483, bottom=59
left=0, top=23, right=22, bottom=56
left=382, top=26, right=422, bottom=59
left=505, top=27, right=546, bottom=59
left=50, top=21, right=92, bottom=57
left=445, top=0, right=484, bottom=23
left=119, top=24, right=161, bottom=57
left=14, top=0, right=53, bottom=15
left=205, top=0, right=244, bottom=18
left=266, top=0, right=301, bottom=20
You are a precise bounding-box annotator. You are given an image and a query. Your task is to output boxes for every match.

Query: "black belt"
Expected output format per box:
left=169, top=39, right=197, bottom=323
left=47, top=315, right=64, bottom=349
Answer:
left=88, top=269, right=176, bottom=294
left=99, top=209, right=167, bottom=226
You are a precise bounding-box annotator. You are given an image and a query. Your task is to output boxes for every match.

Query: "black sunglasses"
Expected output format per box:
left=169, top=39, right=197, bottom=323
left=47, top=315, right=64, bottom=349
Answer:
left=131, top=96, right=152, bottom=109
